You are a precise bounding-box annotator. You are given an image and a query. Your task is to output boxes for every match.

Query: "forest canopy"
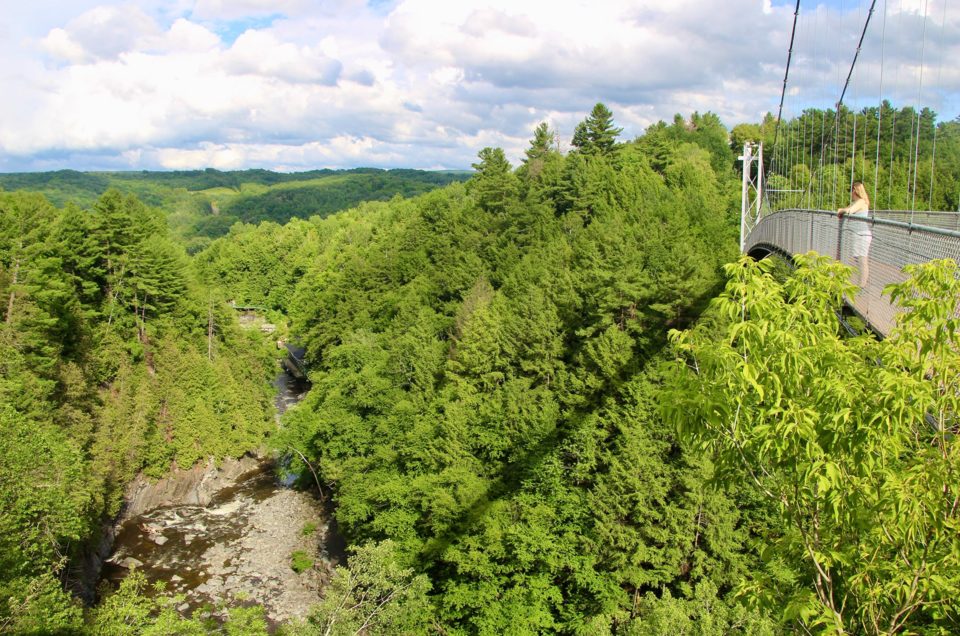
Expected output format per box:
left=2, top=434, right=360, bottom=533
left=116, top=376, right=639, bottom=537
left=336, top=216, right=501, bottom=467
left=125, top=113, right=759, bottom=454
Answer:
left=2, top=102, right=959, bottom=634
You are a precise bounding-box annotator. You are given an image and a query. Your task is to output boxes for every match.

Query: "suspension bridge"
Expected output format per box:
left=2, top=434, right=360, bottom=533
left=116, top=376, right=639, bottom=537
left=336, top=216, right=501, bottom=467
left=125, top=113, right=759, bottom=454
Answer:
left=740, top=0, right=960, bottom=336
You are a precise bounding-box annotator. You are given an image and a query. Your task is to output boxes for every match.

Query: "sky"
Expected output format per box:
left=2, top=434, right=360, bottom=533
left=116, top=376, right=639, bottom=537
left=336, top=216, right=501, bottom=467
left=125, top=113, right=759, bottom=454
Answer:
left=0, top=0, right=957, bottom=172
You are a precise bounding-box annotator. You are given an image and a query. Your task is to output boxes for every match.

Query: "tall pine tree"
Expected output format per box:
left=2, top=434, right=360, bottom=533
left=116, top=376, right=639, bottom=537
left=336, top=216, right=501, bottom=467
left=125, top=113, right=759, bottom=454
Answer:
left=572, top=103, right=623, bottom=156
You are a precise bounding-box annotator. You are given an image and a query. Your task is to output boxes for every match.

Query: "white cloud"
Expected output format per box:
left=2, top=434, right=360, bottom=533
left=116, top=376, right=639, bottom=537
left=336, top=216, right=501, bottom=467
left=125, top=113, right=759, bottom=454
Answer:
left=224, top=30, right=341, bottom=84
left=190, top=0, right=314, bottom=20
left=163, top=18, right=221, bottom=52
left=41, top=28, right=89, bottom=63
left=1, top=0, right=958, bottom=171
left=41, top=4, right=161, bottom=62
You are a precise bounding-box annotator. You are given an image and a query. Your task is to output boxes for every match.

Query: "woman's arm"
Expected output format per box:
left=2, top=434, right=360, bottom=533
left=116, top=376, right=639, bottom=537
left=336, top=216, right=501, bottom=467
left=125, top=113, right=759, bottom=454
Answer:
left=838, top=199, right=868, bottom=216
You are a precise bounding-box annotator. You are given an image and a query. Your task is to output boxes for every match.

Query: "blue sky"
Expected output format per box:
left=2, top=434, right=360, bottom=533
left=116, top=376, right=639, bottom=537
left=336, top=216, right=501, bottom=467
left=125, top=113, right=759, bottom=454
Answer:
left=0, top=0, right=956, bottom=172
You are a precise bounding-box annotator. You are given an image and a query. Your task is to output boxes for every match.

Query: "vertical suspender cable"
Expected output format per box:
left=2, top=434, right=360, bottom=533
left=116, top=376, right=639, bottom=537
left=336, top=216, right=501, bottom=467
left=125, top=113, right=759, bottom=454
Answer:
left=850, top=0, right=862, bottom=193
left=851, top=108, right=858, bottom=190
left=819, top=109, right=827, bottom=208
left=807, top=109, right=816, bottom=208
left=888, top=106, right=897, bottom=207
left=887, top=0, right=904, bottom=209
left=832, top=1, right=843, bottom=209
left=832, top=0, right=876, bottom=207
left=910, top=0, right=929, bottom=216
left=927, top=0, right=946, bottom=208
left=873, top=0, right=888, bottom=206
left=907, top=111, right=917, bottom=210
left=770, top=0, right=801, bottom=209
left=761, top=0, right=800, bottom=210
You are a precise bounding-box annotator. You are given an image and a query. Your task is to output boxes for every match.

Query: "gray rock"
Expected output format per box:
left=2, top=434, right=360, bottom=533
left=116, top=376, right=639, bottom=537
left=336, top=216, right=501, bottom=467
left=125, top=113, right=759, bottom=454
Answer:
left=121, top=455, right=265, bottom=520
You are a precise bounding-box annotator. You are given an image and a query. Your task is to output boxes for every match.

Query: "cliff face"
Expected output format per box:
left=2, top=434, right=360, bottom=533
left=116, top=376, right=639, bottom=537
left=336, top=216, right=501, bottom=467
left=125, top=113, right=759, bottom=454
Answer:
left=69, top=453, right=266, bottom=603
left=121, top=454, right=265, bottom=520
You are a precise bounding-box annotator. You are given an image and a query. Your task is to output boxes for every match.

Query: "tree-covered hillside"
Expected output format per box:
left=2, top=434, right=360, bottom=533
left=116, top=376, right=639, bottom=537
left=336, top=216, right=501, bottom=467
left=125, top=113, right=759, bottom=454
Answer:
left=732, top=102, right=960, bottom=212
left=0, top=168, right=466, bottom=252
left=196, top=105, right=774, bottom=633
left=0, top=189, right=277, bottom=632
left=194, top=103, right=960, bottom=634
left=3, top=102, right=958, bottom=634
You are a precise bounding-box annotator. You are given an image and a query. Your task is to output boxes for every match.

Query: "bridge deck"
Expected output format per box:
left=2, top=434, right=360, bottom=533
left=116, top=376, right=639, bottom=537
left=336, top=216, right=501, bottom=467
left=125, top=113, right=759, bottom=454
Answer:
left=744, top=209, right=960, bottom=337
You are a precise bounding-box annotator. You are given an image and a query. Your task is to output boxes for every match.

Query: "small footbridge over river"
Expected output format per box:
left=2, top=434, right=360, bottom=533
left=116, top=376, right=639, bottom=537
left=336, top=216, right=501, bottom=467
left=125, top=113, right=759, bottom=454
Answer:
left=740, top=0, right=960, bottom=337
left=230, top=303, right=308, bottom=377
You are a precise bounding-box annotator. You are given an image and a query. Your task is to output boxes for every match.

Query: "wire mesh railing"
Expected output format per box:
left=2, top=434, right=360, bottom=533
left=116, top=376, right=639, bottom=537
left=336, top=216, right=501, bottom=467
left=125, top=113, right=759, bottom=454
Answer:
left=872, top=210, right=960, bottom=232
left=743, top=208, right=960, bottom=336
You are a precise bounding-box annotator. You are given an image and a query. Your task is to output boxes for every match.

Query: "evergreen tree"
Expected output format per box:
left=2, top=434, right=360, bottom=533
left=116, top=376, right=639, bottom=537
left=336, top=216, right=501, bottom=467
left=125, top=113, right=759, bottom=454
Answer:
left=469, top=147, right=518, bottom=214
left=525, top=122, right=556, bottom=163
left=572, top=103, right=623, bottom=156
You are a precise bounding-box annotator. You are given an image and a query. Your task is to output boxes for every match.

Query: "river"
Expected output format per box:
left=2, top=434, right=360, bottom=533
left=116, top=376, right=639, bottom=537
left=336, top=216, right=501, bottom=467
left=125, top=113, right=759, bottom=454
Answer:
left=100, top=368, right=344, bottom=626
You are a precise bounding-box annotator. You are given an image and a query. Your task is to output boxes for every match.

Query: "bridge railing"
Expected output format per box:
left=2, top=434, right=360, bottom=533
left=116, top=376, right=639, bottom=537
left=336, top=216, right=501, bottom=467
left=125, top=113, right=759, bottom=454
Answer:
left=283, top=343, right=308, bottom=379
left=872, top=210, right=960, bottom=233
left=744, top=208, right=960, bottom=336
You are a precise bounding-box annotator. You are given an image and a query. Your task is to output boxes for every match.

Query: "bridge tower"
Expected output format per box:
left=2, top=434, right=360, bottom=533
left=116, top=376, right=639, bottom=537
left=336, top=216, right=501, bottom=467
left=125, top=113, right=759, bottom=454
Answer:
left=739, top=142, right=764, bottom=252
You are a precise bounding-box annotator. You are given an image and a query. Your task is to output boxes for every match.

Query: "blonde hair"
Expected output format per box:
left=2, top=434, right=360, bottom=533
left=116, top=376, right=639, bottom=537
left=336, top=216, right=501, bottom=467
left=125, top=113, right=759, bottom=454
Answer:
left=852, top=182, right=870, bottom=207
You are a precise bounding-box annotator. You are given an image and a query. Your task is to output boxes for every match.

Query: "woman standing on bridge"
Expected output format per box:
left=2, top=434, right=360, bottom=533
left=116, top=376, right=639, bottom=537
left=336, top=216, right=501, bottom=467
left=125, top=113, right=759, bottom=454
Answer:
left=838, top=181, right=871, bottom=287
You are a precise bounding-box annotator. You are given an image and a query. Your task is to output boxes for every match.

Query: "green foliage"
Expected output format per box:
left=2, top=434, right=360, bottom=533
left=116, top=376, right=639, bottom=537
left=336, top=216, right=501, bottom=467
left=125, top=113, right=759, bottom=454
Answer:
left=469, top=147, right=518, bottom=214
left=88, top=570, right=270, bottom=635
left=223, top=606, right=269, bottom=636
left=667, top=255, right=960, bottom=634
left=0, top=168, right=466, bottom=244
left=751, top=102, right=960, bottom=211
left=213, top=104, right=760, bottom=632
left=302, top=541, right=433, bottom=635
left=623, top=581, right=776, bottom=635
left=518, top=123, right=566, bottom=201
left=215, top=171, right=461, bottom=234
left=290, top=550, right=314, bottom=574
left=0, top=187, right=277, bottom=624
left=0, top=572, right=85, bottom=635
left=572, top=103, right=623, bottom=156
left=192, top=218, right=319, bottom=311
left=641, top=112, right=736, bottom=176
left=88, top=571, right=205, bottom=635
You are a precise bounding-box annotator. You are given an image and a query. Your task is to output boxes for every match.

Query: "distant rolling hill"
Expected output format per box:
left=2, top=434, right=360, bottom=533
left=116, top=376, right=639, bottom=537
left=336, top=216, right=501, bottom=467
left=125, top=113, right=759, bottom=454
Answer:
left=0, top=168, right=469, bottom=251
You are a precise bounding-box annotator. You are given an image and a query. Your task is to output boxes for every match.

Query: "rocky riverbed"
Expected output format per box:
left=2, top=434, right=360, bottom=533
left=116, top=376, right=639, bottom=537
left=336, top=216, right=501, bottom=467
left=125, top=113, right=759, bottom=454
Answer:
left=103, top=463, right=340, bottom=624
left=100, top=369, right=341, bottom=626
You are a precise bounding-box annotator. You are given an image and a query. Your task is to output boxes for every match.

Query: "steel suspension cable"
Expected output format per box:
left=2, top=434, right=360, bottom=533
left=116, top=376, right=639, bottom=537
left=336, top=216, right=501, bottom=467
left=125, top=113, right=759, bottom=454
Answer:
left=806, top=109, right=815, bottom=208
left=819, top=109, right=828, bottom=208
left=888, top=105, right=897, bottom=207
left=772, top=0, right=799, bottom=146
left=851, top=107, right=858, bottom=192
left=823, top=0, right=872, bottom=208
left=850, top=0, right=862, bottom=194
left=836, top=0, right=878, bottom=110
left=927, top=0, right=946, bottom=208
left=887, top=0, right=903, bottom=210
left=911, top=0, right=930, bottom=215
left=873, top=0, right=888, bottom=206
left=831, top=1, right=844, bottom=208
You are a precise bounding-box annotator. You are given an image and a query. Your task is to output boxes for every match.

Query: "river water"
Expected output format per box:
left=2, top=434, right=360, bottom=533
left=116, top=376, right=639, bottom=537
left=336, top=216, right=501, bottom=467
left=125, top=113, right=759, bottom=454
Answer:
left=100, top=369, right=343, bottom=626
